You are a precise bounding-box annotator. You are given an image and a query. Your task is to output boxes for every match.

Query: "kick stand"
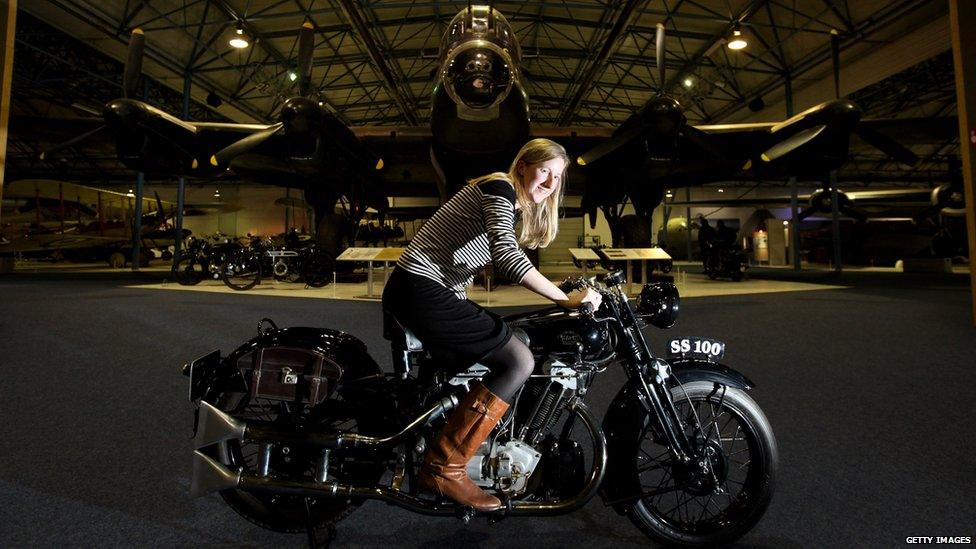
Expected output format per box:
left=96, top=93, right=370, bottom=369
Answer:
left=304, top=497, right=337, bottom=548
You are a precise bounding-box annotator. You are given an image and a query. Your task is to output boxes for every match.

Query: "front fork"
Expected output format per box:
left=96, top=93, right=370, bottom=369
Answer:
left=612, top=287, right=698, bottom=464
left=634, top=367, right=696, bottom=464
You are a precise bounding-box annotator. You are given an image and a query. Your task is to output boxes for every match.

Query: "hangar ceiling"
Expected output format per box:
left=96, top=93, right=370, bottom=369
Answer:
left=5, top=0, right=960, bottom=187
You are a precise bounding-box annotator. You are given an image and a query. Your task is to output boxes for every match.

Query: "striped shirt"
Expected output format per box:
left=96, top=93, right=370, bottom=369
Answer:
left=398, top=180, right=535, bottom=299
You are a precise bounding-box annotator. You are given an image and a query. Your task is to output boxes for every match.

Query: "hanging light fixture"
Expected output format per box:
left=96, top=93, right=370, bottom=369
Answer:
left=213, top=187, right=221, bottom=199
left=727, top=21, right=747, bottom=50
left=229, top=25, right=250, bottom=49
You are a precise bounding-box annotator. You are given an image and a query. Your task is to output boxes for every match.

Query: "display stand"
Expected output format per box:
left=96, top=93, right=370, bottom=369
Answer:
left=598, top=247, right=673, bottom=294
left=568, top=248, right=602, bottom=276
left=336, top=247, right=404, bottom=299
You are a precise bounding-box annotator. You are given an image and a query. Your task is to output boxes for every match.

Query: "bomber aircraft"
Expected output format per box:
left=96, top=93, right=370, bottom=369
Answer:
left=26, top=5, right=954, bottom=254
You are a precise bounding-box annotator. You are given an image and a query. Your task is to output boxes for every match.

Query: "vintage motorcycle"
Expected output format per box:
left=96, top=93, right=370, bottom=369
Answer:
left=702, top=242, right=747, bottom=281
left=221, top=234, right=335, bottom=291
left=184, top=271, right=776, bottom=546
left=173, top=235, right=242, bottom=286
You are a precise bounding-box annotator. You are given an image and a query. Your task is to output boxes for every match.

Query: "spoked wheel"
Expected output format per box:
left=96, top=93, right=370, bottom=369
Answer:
left=212, top=393, right=385, bottom=533
left=303, top=250, right=336, bottom=288
left=174, top=255, right=204, bottom=285
left=627, top=381, right=777, bottom=547
left=221, top=251, right=261, bottom=291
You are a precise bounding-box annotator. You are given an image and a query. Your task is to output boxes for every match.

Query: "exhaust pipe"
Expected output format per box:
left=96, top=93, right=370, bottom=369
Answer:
left=190, top=450, right=241, bottom=498
left=194, top=402, right=246, bottom=449
left=190, top=402, right=608, bottom=517
left=194, top=395, right=459, bottom=451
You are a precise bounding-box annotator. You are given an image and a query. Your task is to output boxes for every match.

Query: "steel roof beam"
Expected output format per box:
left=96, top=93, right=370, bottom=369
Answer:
left=334, top=0, right=418, bottom=125
left=557, top=0, right=646, bottom=126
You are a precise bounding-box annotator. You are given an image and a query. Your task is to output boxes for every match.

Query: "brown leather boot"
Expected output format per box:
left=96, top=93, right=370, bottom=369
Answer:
left=418, top=382, right=510, bottom=511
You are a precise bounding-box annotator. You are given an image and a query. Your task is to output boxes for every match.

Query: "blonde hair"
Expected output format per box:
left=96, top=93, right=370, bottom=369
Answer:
left=468, top=138, right=568, bottom=249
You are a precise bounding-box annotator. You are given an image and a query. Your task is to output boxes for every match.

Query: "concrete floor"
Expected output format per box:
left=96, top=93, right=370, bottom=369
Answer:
left=10, top=259, right=854, bottom=305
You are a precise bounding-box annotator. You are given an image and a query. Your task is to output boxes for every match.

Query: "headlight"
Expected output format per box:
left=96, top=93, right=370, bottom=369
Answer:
left=636, top=282, right=679, bottom=329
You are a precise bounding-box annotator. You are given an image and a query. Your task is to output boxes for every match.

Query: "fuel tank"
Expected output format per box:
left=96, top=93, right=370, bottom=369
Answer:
left=505, top=307, right=611, bottom=361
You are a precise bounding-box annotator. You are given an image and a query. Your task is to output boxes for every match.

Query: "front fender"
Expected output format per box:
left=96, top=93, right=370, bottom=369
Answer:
left=668, top=357, right=754, bottom=390
left=598, top=359, right=753, bottom=513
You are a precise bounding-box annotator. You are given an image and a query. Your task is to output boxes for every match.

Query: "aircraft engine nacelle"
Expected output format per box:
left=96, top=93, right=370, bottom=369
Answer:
left=637, top=96, right=685, bottom=141
left=281, top=97, right=321, bottom=136
left=438, top=6, right=519, bottom=121
left=931, top=184, right=966, bottom=216
left=103, top=98, right=199, bottom=173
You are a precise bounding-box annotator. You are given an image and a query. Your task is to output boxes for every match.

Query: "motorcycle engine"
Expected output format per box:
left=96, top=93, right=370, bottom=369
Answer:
left=466, top=439, right=542, bottom=496
left=272, top=260, right=289, bottom=277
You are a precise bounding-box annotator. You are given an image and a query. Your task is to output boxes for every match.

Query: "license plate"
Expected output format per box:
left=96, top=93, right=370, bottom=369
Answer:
left=667, top=337, right=726, bottom=361
left=187, top=349, right=221, bottom=402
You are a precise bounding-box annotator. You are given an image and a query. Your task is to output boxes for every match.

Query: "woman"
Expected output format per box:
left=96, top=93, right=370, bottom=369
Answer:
left=382, top=138, right=601, bottom=512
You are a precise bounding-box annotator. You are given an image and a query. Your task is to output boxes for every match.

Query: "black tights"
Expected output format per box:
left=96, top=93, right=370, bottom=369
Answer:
left=480, top=336, right=534, bottom=403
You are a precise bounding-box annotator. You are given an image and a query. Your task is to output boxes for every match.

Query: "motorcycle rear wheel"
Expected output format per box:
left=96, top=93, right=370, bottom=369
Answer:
left=627, top=381, right=777, bottom=547
left=212, top=393, right=384, bottom=533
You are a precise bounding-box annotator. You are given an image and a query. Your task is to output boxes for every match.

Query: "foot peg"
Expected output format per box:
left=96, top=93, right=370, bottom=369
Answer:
left=455, top=505, right=476, bottom=525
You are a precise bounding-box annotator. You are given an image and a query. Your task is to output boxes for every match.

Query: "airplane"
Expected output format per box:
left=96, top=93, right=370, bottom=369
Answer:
left=662, top=154, right=967, bottom=225
left=25, top=5, right=954, bottom=258
left=572, top=25, right=959, bottom=244
left=0, top=179, right=190, bottom=265
left=34, top=23, right=387, bottom=258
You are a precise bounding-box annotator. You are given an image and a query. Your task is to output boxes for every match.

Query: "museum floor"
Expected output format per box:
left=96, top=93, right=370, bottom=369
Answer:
left=1, top=265, right=973, bottom=547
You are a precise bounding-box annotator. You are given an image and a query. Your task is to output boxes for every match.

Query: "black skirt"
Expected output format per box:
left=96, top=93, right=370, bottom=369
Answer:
left=381, top=268, right=512, bottom=369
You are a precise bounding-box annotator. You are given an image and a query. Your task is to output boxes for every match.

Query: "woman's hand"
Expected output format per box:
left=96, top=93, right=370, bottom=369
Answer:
left=558, top=287, right=602, bottom=311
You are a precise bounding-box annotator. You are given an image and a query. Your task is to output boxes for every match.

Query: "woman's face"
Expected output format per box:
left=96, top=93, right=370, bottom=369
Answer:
left=518, top=157, right=567, bottom=204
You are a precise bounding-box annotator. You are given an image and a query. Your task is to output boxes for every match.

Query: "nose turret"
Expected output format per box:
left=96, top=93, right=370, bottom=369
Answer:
left=444, top=47, right=512, bottom=110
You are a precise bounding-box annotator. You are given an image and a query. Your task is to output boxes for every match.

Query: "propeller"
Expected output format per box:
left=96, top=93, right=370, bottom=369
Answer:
left=39, top=125, right=109, bottom=161
left=827, top=29, right=918, bottom=167
left=797, top=188, right=868, bottom=222
left=297, top=22, right=315, bottom=97
left=759, top=124, right=827, bottom=162
left=207, top=22, right=318, bottom=168
left=655, top=23, right=666, bottom=93
left=40, top=28, right=146, bottom=161
left=578, top=23, right=725, bottom=167
left=209, top=122, right=284, bottom=167
left=124, top=28, right=145, bottom=99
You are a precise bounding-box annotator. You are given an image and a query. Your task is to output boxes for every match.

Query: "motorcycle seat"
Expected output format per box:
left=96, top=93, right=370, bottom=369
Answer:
left=382, top=311, right=424, bottom=352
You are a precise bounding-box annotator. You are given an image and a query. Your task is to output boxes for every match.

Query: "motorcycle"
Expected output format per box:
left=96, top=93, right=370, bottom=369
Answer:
left=702, top=241, right=747, bottom=281
left=173, top=235, right=242, bottom=286
left=184, top=270, right=776, bottom=546
left=220, top=233, right=335, bottom=291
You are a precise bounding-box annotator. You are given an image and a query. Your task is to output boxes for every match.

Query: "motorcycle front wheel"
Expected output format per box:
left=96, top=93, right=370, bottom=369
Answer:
left=174, top=255, right=204, bottom=285
left=303, top=249, right=336, bottom=288
left=221, top=251, right=261, bottom=291
left=627, top=381, right=777, bottom=547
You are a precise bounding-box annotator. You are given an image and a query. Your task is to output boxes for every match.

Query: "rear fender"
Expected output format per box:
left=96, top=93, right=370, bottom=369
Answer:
left=598, top=359, right=753, bottom=513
